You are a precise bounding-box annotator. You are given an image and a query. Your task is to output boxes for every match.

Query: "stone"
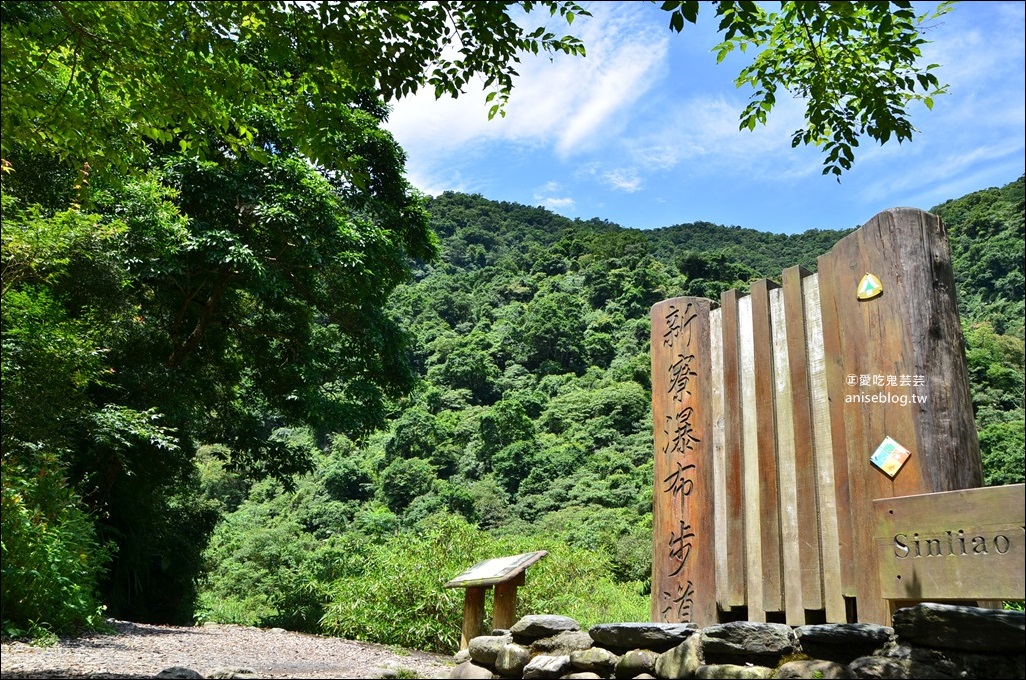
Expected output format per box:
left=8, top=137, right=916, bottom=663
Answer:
left=776, top=659, right=851, bottom=679
left=533, top=630, right=594, bottom=655
left=155, top=668, right=204, bottom=679
left=589, top=623, right=696, bottom=652
left=511, top=615, right=581, bottom=642
left=796, top=623, right=894, bottom=663
left=454, top=649, right=472, bottom=664
left=495, top=643, right=532, bottom=678
left=379, top=663, right=419, bottom=680
left=561, top=674, right=603, bottom=680
left=570, top=646, right=620, bottom=674
left=207, top=668, right=257, bottom=679
left=654, top=635, right=703, bottom=679
left=450, top=661, right=496, bottom=679
left=523, top=655, right=573, bottom=679
left=700, top=622, right=794, bottom=665
left=846, top=656, right=915, bottom=679
left=693, top=664, right=773, bottom=679
left=892, top=603, right=1026, bottom=653
left=469, top=634, right=513, bottom=666
left=615, top=649, right=660, bottom=679
left=882, top=640, right=1025, bottom=679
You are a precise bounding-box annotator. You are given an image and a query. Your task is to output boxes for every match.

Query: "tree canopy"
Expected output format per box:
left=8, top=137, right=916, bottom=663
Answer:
left=3, top=1, right=952, bottom=179
left=1, top=0, right=972, bottom=637
left=1, top=1, right=587, bottom=179
left=659, top=0, right=952, bottom=176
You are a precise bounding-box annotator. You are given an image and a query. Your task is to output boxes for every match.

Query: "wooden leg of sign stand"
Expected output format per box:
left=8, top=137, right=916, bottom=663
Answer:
left=492, top=572, right=525, bottom=631
left=492, top=582, right=518, bottom=631
left=459, top=587, right=486, bottom=650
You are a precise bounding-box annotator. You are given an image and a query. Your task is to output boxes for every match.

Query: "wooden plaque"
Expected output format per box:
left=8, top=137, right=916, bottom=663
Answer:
left=444, top=551, right=547, bottom=589
left=874, top=485, right=1025, bottom=601
left=651, top=298, right=717, bottom=625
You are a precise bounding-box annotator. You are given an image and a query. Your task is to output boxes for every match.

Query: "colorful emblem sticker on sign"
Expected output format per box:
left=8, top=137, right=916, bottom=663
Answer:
left=857, top=273, right=884, bottom=300
left=870, top=436, right=911, bottom=478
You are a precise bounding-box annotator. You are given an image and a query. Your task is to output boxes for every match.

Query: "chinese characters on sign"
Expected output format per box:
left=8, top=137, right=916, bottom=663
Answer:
left=659, top=302, right=700, bottom=622
left=846, top=374, right=926, bottom=387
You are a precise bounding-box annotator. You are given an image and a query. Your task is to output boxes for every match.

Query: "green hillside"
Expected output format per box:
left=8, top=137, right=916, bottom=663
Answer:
left=194, top=178, right=1026, bottom=651
left=4, top=169, right=1022, bottom=651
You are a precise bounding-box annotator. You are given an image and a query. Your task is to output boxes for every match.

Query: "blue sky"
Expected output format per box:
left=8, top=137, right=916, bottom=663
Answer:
left=385, top=1, right=1025, bottom=235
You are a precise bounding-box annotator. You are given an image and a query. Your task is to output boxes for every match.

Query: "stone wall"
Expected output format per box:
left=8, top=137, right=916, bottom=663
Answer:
left=449, top=603, right=1024, bottom=679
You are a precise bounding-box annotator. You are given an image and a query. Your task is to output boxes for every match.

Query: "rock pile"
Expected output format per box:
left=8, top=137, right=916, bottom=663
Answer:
left=449, top=604, right=1025, bottom=679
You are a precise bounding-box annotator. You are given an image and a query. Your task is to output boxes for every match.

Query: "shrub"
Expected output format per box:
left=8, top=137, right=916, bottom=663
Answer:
left=320, top=512, right=647, bottom=654
left=1, top=451, right=110, bottom=638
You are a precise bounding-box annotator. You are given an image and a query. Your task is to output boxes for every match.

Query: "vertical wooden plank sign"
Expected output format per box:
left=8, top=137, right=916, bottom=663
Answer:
left=651, top=297, right=717, bottom=625
left=817, top=208, right=982, bottom=624
left=651, top=298, right=713, bottom=623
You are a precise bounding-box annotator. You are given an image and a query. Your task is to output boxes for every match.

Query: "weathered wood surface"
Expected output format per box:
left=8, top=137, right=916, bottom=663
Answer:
left=651, top=298, right=717, bottom=624
left=802, top=273, right=847, bottom=623
left=719, top=289, right=746, bottom=608
left=782, top=267, right=823, bottom=614
left=817, top=208, right=981, bottom=624
left=460, top=587, right=486, bottom=650
left=873, top=484, right=1025, bottom=601
left=651, top=207, right=981, bottom=626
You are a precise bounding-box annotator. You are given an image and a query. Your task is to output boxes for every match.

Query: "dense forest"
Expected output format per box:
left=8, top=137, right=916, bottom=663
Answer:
left=5, top=161, right=1022, bottom=651
left=1, top=0, right=1022, bottom=657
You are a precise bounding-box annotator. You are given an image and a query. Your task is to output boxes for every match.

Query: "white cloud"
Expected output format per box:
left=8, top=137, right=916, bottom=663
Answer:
left=540, top=196, right=576, bottom=210
left=384, top=2, right=670, bottom=191
left=533, top=181, right=575, bottom=211
left=602, top=167, right=643, bottom=193
left=624, top=92, right=819, bottom=181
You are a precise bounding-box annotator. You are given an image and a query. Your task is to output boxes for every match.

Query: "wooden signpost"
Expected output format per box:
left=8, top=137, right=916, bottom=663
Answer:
left=444, top=550, right=547, bottom=649
left=873, top=484, right=1025, bottom=613
left=651, top=208, right=985, bottom=626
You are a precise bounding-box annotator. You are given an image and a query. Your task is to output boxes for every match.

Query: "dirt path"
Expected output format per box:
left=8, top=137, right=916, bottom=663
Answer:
left=0, top=620, right=454, bottom=679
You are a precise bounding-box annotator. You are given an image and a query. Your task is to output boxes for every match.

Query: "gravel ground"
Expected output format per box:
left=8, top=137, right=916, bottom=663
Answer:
left=0, top=620, right=454, bottom=679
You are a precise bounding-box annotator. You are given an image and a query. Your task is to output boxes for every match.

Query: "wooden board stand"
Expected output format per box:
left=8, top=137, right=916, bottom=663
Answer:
left=873, top=483, right=1025, bottom=618
left=651, top=208, right=983, bottom=626
left=444, top=551, right=547, bottom=649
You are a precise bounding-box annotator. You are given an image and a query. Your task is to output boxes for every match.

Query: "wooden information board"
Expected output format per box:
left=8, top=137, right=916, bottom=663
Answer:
left=445, top=551, right=547, bottom=649
left=874, top=484, right=1025, bottom=604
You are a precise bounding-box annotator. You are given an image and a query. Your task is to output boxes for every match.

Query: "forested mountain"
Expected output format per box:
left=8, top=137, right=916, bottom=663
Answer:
left=193, top=179, right=1023, bottom=651
left=4, top=169, right=1023, bottom=651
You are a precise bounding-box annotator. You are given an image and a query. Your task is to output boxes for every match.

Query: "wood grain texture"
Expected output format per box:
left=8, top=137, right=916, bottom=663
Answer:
left=782, top=266, right=823, bottom=614
left=650, top=298, right=717, bottom=625
left=770, top=286, right=804, bottom=624
left=873, top=485, right=1025, bottom=601
left=492, top=581, right=519, bottom=631
left=460, top=587, right=486, bottom=650
left=752, top=279, right=783, bottom=614
left=815, top=250, right=857, bottom=602
left=737, top=294, right=765, bottom=622
left=817, top=208, right=982, bottom=624
left=720, top=289, right=746, bottom=608
left=803, top=274, right=847, bottom=623
left=710, top=308, right=729, bottom=611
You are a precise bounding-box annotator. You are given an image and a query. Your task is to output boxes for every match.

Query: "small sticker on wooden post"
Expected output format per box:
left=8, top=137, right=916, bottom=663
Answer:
left=857, top=273, right=884, bottom=300
left=870, top=436, right=911, bottom=478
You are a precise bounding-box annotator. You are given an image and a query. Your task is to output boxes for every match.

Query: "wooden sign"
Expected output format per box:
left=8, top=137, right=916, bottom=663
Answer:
left=445, top=551, right=547, bottom=649
left=650, top=298, right=717, bottom=625
left=444, top=551, right=547, bottom=589
left=650, top=208, right=983, bottom=627
left=874, top=484, right=1025, bottom=602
